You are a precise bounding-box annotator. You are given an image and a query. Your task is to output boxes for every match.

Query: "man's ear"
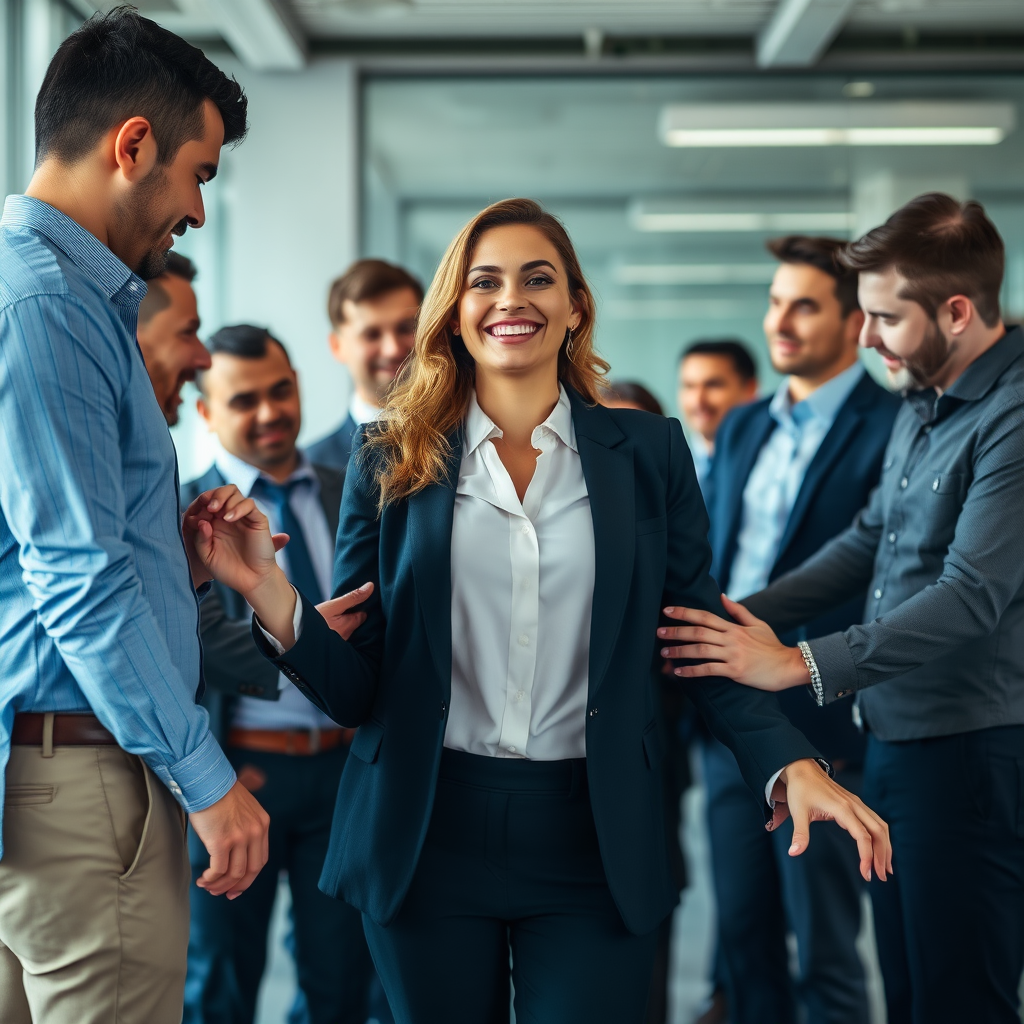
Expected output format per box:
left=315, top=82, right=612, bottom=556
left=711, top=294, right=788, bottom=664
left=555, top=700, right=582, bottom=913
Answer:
left=113, top=117, right=158, bottom=182
left=327, top=330, right=346, bottom=364
left=196, top=395, right=212, bottom=427
left=845, top=309, right=866, bottom=346
left=944, top=295, right=974, bottom=337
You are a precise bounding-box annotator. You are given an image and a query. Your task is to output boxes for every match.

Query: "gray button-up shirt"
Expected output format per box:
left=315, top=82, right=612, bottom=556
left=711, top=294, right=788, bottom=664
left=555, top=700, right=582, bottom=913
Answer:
left=745, top=327, right=1024, bottom=742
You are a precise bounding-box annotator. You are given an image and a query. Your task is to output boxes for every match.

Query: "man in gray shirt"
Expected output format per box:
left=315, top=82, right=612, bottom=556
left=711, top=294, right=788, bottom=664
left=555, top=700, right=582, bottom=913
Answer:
left=659, top=193, right=1024, bottom=1024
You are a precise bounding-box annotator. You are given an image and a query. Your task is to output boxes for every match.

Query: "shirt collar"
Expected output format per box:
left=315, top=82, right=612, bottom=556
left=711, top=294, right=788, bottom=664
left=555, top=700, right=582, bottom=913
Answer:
left=464, top=384, right=578, bottom=456
left=213, top=443, right=319, bottom=499
left=769, top=361, right=865, bottom=432
left=348, top=392, right=382, bottom=427
left=1, top=195, right=145, bottom=305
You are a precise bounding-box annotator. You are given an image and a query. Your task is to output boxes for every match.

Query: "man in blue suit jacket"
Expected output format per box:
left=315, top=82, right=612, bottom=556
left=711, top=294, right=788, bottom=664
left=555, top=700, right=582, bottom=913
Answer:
left=307, top=259, right=422, bottom=472
left=704, top=236, right=900, bottom=1024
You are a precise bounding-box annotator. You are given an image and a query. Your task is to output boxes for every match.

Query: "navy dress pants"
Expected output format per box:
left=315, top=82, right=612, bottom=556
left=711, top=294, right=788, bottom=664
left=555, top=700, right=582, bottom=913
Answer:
left=362, top=749, right=661, bottom=1024
left=702, top=736, right=868, bottom=1024
left=184, top=745, right=377, bottom=1024
left=863, top=726, right=1024, bottom=1024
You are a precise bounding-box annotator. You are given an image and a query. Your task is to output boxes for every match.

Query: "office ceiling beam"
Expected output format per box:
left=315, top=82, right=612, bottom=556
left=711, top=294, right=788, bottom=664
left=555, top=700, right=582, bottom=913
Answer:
left=202, top=0, right=307, bottom=71
left=757, top=0, right=856, bottom=68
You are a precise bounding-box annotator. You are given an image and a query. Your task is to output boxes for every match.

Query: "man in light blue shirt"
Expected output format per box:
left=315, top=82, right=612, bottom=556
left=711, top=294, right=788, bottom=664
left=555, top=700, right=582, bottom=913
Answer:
left=0, top=11, right=268, bottom=1023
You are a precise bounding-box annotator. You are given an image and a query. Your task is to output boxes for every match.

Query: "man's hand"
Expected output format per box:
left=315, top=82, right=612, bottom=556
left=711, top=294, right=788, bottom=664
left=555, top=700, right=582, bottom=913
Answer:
left=658, top=596, right=809, bottom=692
left=770, top=758, right=892, bottom=882
left=189, top=780, right=270, bottom=898
left=316, top=582, right=374, bottom=641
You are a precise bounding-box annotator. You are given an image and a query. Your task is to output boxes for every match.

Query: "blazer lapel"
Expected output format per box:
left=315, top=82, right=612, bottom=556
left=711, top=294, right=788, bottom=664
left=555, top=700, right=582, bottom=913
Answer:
left=407, top=433, right=463, bottom=699
left=570, top=393, right=634, bottom=703
left=775, top=386, right=867, bottom=562
left=718, top=409, right=776, bottom=591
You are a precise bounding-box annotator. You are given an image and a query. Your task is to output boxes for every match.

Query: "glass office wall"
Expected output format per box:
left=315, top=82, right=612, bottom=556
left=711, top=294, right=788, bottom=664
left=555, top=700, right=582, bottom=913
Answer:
left=362, top=73, right=1024, bottom=414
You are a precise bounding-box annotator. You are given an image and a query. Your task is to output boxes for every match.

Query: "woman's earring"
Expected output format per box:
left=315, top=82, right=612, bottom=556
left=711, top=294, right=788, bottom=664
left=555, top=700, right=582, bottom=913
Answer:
left=566, top=326, right=575, bottom=361
left=453, top=326, right=461, bottom=335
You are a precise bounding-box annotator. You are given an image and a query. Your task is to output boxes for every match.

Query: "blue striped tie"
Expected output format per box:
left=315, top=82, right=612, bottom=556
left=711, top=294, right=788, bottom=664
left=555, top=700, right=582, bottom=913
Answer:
left=253, top=478, right=324, bottom=605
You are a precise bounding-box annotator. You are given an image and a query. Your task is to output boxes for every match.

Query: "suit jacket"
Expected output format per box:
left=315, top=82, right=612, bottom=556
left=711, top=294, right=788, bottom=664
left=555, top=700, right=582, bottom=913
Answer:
left=182, top=462, right=345, bottom=744
left=307, top=414, right=359, bottom=475
left=252, top=391, right=821, bottom=935
left=707, top=371, right=901, bottom=761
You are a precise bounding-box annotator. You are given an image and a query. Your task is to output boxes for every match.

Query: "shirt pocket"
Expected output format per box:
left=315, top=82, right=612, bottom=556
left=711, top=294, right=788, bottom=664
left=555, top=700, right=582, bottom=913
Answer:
left=930, top=472, right=965, bottom=496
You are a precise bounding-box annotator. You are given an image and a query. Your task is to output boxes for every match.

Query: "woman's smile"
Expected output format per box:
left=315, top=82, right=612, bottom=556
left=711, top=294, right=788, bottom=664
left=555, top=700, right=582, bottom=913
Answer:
left=484, top=318, right=542, bottom=342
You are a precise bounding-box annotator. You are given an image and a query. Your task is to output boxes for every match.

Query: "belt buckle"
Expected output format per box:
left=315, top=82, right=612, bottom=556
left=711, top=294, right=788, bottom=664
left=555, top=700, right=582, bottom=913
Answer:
left=309, top=727, right=321, bottom=755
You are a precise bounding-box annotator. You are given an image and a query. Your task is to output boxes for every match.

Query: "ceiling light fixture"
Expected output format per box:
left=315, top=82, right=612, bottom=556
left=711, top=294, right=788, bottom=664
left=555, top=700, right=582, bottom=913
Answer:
left=629, top=200, right=855, bottom=234
left=659, top=102, right=1016, bottom=148
left=615, top=264, right=778, bottom=285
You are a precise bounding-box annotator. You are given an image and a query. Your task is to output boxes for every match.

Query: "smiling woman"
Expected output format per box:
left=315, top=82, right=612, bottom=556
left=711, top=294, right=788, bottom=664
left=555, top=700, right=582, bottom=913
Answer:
left=192, top=195, right=892, bottom=1024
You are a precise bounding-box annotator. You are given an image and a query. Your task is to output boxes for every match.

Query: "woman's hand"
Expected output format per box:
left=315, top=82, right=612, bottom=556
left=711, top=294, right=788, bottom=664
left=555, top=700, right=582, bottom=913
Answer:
left=658, top=596, right=810, bottom=692
left=771, top=758, right=892, bottom=882
left=316, top=583, right=374, bottom=641
left=183, top=486, right=282, bottom=597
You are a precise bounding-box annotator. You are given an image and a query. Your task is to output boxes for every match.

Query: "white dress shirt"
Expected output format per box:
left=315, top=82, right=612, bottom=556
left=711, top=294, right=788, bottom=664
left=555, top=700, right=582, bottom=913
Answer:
left=445, top=386, right=595, bottom=760
left=214, top=444, right=338, bottom=732
left=349, top=392, right=382, bottom=427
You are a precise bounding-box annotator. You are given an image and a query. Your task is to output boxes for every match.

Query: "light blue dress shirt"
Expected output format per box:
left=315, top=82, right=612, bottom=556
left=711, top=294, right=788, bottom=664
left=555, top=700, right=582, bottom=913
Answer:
left=0, top=196, right=235, bottom=850
left=211, top=445, right=337, bottom=731
left=727, top=362, right=865, bottom=601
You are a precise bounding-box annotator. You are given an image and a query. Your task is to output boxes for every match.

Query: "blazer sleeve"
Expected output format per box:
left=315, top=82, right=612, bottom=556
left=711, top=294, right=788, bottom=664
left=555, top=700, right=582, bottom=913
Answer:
left=662, top=417, right=822, bottom=814
left=251, top=431, right=383, bottom=727
left=199, top=585, right=281, bottom=700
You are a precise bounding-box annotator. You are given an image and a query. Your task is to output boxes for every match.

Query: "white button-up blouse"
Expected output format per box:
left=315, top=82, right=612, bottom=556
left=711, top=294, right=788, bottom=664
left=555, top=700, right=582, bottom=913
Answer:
left=445, top=386, right=595, bottom=760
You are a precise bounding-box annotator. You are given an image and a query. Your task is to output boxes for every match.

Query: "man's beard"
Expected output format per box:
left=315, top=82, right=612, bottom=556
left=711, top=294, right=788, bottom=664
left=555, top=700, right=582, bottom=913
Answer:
left=896, top=319, right=953, bottom=390
left=113, top=168, right=188, bottom=280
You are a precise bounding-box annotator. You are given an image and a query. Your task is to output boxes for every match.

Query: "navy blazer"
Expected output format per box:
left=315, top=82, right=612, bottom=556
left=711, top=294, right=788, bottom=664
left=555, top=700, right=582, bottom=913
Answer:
left=182, top=462, right=344, bottom=744
left=254, top=391, right=821, bottom=935
left=708, top=370, right=901, bottom=761
left=307, top=414, right=359, bottom=475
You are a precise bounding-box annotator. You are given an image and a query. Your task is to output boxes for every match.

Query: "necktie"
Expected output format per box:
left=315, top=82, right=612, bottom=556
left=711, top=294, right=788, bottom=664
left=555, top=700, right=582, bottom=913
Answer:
left=253, top=478, right=324, bottom=605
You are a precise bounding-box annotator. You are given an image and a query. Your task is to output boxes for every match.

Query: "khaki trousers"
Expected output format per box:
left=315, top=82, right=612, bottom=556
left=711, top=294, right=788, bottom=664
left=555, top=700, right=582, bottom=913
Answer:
left=0, top=742, right=190, bottom=1024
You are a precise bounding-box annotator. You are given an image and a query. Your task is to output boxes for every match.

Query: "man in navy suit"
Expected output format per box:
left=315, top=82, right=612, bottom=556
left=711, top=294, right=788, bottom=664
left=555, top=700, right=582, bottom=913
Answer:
left=181, top=326, right=380, bottom=1024
left=703, top=236, right=900, bottom=1024
left=307, top=260, right=422, bottom=472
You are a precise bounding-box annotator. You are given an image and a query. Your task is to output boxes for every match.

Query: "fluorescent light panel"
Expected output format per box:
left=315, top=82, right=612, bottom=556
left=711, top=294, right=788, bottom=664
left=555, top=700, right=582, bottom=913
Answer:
left=660, top=102, right=1016, bottom=148
left=630, top=207, right=855, bottom=234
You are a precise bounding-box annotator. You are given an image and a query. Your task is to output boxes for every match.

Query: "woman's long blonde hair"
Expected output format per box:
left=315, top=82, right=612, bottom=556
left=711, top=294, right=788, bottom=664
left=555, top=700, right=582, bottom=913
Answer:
left=365, top=198, right=609, bottom=510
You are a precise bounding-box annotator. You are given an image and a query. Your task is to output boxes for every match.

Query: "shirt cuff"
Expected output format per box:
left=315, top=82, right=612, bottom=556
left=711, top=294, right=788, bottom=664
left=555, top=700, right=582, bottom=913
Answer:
left=150, top=730, right=236, bottom=813
left=256, top=585, right=303, bottom=655
left=765, top=769, right=783, bottom=807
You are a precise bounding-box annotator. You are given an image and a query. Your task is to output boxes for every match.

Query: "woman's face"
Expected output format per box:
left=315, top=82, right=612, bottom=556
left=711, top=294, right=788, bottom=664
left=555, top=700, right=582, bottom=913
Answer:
left=458, top=223, right=580, bottom=381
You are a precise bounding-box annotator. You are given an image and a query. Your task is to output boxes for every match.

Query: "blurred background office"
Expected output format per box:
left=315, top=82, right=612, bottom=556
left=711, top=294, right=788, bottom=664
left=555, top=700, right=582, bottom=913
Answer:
left=3, top=0, right=1024, bottom=1021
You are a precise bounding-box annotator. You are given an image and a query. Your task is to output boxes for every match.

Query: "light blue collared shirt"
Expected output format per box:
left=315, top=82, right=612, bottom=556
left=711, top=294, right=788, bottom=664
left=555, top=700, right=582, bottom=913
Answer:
left=727, top=361, right=865, bottom=601
left=0, top=196, right=235, bottom=847
left=211, top=445, right=337, bottom=731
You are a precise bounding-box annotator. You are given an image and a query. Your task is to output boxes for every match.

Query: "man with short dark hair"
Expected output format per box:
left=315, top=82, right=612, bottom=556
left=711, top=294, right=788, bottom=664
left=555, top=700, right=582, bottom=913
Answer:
left=308, top=259, right=423, bottom=472
left=0, top=10, right=266, bottom=1024
left=137, top=251, right=211, bottom=425
left=700, top=236, right=900, bottom=1024
left=662, top=194, right=1024, bottom=1024
left=184, top=326, right=376, bottom=1024
left=677, top=339, right=758, bottom=492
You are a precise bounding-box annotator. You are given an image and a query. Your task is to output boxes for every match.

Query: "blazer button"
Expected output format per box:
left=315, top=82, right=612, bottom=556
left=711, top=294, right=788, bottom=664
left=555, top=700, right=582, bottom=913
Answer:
left=440, top=702, right=447, bottom=719
left=588, top=707, right=598, bottom=718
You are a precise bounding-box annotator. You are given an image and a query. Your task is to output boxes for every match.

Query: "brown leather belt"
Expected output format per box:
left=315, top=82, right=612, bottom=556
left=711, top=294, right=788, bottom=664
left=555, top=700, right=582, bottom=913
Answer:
left=12, top=713, right=116, bottom=746
left=227, top=727, right=354, bottom=756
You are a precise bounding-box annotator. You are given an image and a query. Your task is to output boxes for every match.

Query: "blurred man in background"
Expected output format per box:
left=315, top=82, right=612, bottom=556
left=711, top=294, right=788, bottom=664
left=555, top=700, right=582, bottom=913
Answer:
left=308, top=259, right=422, bottom=472
left=677, top=339, right=758, bottom=494
left=700, top=236, right=900, bottom=1024
left=183, top=326, right=378, bottom=1024
left=136, top=251, right=211, bottom=425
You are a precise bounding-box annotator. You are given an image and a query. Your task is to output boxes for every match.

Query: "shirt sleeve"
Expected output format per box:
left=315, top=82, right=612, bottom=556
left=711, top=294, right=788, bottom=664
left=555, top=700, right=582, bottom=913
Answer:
left=806, top=400, right=1024, bottom=703
left=0, top=296, right=234, bottom=812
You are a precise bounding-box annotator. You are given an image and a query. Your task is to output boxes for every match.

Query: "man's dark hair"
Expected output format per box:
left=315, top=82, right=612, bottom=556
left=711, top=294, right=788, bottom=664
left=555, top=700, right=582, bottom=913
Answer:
left=606, top=380, right=664, bottom=416
left=138, top=251, right=197, bottom=325
left=838, top=193, right=1004, bottom=328
left=680, top=339, right=757, bottom=383
left=197, top=325, right=290, bottom=391
left=35, top=6, right=247, bottom=166
left=327, top=259, right=424, bottom=329
left=767, top=235, right=860, bottom=317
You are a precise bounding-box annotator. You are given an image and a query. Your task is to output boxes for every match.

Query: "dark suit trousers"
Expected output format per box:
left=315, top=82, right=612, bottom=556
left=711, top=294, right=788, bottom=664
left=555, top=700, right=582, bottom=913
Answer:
left=184, top=745, right=374, bottom=1024
left=863, top=727, right=1024, bottom=1024
left=703, top=737, right=868, bottom=1024
left=362, top=749, right=660, bottom=1024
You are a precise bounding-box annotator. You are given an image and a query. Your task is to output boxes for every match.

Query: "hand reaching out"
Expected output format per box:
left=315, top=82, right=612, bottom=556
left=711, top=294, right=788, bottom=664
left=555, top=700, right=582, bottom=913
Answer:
left=316, top=583, right=374, bottom=641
